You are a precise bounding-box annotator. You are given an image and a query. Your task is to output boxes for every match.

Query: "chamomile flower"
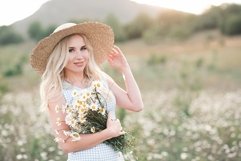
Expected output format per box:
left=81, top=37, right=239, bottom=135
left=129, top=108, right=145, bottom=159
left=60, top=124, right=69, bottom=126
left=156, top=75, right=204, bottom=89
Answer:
left=78, top=107, right=87, bottom=114
left=86, top=92, right=91, bottom=97
left=81, top=92, right=90, bottom=100
left=79, top=116, right=86, bottom=124
left=54, top=137, right=62, bottom=143
left=92, top=81, right=102, bottom=89
left=91, top=127, right=96, bottom=133
left=70, top=132, right=81, bottom=141
left=65, top=105, right=73, bottom=113
left=98, top=107, right=106, bottom=115
left=76, top=99, right=83, bottom=106
left=90, top=104, right=98, bottom=111
left=65, top=116, right=78, bottom=128
left=71, top=89, right=79, bottom=97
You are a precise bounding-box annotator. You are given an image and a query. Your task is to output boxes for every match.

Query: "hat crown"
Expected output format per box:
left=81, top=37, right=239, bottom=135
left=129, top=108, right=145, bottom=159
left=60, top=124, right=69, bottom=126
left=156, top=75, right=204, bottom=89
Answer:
left=53, top=23, right=77, bottom=33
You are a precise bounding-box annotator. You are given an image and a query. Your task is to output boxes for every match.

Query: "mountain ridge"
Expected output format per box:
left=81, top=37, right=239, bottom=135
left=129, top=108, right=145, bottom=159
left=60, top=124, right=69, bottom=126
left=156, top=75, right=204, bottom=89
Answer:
left=13, top=0, right=165, bottom=35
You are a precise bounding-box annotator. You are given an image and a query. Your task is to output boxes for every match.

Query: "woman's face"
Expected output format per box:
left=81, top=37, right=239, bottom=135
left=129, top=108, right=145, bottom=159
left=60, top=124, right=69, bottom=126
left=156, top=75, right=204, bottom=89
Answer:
left=64, top=34, right=89, bottom=74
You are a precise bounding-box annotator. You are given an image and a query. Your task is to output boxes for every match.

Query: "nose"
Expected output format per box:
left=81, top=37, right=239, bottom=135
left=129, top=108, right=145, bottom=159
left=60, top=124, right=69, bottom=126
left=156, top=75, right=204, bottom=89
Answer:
left=75, top=50, right=84, bottom=59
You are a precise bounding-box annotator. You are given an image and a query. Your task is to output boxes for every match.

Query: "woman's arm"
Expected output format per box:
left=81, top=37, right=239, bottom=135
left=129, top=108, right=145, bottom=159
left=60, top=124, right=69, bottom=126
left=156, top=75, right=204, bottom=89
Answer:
left=106, top=45, right=144, bottom=112
left=47, top=93, right=124, bottom=153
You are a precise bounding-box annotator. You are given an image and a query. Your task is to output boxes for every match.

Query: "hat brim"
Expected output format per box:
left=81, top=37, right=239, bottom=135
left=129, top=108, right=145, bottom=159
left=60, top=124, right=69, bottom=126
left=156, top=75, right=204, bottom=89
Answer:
left=30, top=22, right=114, bottom=74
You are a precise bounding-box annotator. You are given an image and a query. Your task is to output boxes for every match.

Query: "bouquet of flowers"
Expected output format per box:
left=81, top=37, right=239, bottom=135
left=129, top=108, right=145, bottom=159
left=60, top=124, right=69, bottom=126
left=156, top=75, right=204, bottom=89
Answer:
left=61, top=80, right=134, bottom=153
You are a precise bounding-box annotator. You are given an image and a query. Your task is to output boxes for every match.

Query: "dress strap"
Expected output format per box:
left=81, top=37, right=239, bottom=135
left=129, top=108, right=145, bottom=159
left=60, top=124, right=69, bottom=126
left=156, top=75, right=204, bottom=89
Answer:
left=100, top=73, right=109, bottom=89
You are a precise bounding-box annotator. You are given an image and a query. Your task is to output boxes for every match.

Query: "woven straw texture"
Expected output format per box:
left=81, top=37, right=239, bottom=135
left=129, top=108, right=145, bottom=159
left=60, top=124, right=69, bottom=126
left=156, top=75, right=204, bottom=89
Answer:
left=30, top=22, right=114, bottom=74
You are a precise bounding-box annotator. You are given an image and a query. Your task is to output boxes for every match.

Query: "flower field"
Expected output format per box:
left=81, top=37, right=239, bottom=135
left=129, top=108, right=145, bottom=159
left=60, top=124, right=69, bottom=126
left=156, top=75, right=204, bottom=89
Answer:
left=0, top=33, right=241, bottom=161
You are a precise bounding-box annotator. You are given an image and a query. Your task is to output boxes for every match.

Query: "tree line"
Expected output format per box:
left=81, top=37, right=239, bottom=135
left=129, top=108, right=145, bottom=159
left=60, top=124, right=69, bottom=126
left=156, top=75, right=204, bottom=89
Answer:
left=0, top=3, right=241, bottom=46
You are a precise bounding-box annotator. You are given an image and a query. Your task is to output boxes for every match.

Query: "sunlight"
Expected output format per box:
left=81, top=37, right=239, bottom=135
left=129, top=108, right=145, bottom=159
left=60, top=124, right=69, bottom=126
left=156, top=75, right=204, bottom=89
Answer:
left=0, top=0, right=50, bottom=26
left=131, top=0, right=241, bottom=14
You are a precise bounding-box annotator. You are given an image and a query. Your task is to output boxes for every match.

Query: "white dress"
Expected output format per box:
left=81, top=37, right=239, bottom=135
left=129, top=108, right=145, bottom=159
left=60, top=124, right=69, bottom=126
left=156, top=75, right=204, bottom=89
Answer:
left=62, top=78, right=124, bottom=161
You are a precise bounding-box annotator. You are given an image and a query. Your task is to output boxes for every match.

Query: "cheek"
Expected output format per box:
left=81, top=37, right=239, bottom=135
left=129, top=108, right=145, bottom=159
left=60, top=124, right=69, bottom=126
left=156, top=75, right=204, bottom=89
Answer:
left=83, top=51, right=90, bottom=60
left=65, top=55, right=74, bottom=67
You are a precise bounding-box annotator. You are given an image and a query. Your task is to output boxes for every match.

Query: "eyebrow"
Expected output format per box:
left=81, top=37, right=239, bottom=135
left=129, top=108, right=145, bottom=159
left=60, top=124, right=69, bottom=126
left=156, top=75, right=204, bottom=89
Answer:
left=68, top=45, right=86, bottom=48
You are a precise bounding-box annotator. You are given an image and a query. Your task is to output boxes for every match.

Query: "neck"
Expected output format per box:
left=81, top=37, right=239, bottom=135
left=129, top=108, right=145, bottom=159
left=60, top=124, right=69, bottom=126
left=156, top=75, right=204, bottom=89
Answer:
left=64, top=70, right=85, bottom=84
left=63, top=70, right=92, bottom=88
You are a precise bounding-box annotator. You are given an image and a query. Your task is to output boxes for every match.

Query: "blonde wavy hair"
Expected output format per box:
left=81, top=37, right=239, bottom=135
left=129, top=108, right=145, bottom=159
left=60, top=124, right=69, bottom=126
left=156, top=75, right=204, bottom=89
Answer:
left=40, top=34, right=103, bottom=110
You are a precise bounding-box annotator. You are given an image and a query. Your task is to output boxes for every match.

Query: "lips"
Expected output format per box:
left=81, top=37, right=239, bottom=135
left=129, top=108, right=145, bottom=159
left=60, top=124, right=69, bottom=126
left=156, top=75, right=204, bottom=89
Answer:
left=74, top=61, right=84, bottom=67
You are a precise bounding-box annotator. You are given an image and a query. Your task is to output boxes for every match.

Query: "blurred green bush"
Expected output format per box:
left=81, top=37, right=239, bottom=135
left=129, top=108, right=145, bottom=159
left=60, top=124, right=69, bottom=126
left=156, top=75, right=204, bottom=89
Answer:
left=0, top=26, right=24, bottom=46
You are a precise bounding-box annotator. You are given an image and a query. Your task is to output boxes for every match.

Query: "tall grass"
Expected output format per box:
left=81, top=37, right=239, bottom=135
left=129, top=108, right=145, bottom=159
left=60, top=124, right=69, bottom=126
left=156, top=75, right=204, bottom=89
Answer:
left=0, top=34, right=241, bottom=160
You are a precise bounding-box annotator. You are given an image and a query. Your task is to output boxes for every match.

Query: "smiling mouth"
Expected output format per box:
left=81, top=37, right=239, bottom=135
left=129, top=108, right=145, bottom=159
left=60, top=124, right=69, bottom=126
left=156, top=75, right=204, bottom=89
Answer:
left=74, top=62, right=85, bottom=67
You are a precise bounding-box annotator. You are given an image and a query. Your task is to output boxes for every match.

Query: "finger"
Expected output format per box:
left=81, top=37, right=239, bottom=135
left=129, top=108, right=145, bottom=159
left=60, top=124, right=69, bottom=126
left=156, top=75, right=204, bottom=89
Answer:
left=112, top=47, right=120, bottom=54
left=108, top=53, right=116, bottom=59
left=111, top=48, right=118, bottom=53
left=113, top=45, right=120, bottom=51
left=111, top=48, right=118, bottom=54
left=113, top=45, right=122, bottom=54
left=107, top=55, right=113, bottom=60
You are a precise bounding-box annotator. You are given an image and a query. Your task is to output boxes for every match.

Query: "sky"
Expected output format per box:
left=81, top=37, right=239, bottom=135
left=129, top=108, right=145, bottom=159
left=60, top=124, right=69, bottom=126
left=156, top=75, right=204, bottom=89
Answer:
left=131, top=0, right=241, bottom=14
left=0, top=0, right=50, bottom=26
left=0, top=0, right=241, bottom=26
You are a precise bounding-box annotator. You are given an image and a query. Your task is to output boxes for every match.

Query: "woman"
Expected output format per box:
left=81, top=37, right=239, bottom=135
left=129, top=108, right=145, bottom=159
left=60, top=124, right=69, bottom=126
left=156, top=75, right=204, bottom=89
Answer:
left=30, top=22, right=143, bottom=161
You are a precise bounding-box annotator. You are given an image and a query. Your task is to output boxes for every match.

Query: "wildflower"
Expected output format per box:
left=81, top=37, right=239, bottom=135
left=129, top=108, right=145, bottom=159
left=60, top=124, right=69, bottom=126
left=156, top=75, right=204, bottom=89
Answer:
left=16, top=154, right=23, bottom=160
left=40, top=152, right=47, bottom=160
left=76, top=99, right=83, bottom=106
left=63, top=80, right=134, bottom=153
left=98, top=107, right=106, bottom=115
left=82, top=95, right=87, bottom=100
left=180, top=153, right=188, bottom=160
left=65, top=105, right=73, bottom=113
left=91, top=127, right=96, bottom=133
left=71, top=89, right=79, bottom=97
left=79, top=116, right=86, bottom=123
left=70, top=119, right=78, bottom=127
left=70, top=132, right=81, bottom=141
left=79, top=106, right=87, bottom=114
left=86, top=92, right=91, bottom=97
left=54, top=137, right=64, bottom=143
left=90, top=104, right=98, bottom=111
left=92, top=80, right=102, bottom=89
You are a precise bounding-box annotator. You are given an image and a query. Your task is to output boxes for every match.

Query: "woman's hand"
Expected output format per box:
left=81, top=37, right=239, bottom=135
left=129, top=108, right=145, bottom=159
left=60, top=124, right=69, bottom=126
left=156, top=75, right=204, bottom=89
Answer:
left=108, top=45, right=130, bottom=73
left=106, top=113, right=125, bottom=138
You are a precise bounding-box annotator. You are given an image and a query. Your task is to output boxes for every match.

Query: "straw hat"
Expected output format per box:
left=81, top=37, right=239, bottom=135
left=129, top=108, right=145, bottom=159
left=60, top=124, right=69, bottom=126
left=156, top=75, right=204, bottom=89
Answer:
left=30, top=21, right=114, bottom=74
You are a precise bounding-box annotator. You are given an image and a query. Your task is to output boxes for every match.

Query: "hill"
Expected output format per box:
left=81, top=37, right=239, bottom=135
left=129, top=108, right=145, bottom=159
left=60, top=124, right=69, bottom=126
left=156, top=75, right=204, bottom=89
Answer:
left=12, top=0, right=165, bottom=35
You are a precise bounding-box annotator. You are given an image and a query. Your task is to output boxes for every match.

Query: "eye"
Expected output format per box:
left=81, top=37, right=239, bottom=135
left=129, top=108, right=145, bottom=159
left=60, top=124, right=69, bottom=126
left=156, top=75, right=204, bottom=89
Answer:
left=80, top=45, right=87, bottom=51
left=68, top=48, right=74, bottom=53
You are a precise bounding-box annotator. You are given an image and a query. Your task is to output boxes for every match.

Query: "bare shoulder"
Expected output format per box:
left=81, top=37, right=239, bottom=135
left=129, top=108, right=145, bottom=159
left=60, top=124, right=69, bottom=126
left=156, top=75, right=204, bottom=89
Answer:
left=100, top=72, right=125, bottom=98
left=100, top=72, right=115, bottom=87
